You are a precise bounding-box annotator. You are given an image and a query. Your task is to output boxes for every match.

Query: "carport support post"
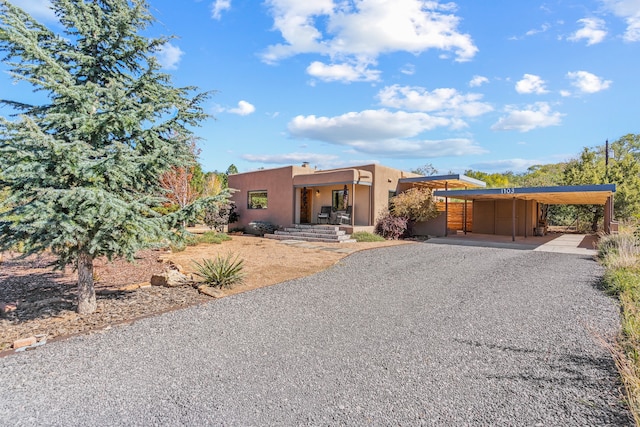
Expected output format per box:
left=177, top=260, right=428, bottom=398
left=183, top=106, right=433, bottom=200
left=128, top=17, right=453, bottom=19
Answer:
left=351, top=183, right=355, bottom=226
left=444, top=182, right=449, bottom=237
left=463, top=197, right=467, bottom=235
left=524, top=200, right=528, bottom=238
left=512, top=197, right=516, bottom=242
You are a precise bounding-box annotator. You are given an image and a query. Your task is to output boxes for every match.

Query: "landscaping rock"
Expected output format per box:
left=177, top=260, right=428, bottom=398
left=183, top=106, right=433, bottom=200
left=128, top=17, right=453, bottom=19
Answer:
left=119, top=282, right=151, bottom=292
left=13, top=336, right=37, bottom=349
left=197, top=285, right=225, bottom=298
left=150, top=269, right=191, bottom=287
left=168, top=262, right=185, bottom=274
left=0, top=302, right=17, bottom=317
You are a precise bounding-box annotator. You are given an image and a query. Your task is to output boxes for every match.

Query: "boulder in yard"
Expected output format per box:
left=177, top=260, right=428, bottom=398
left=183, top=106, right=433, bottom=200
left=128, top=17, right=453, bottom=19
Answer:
left=150, top=269, right=192, bottom=287
left=197, top=285, right=225, bottom=298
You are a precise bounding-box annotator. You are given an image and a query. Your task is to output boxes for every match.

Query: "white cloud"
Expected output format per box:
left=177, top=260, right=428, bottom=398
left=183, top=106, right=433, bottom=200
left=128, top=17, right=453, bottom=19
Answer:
left=603, top=0, right=640, bottom=42
left=566, top=70, right=612, bottom=93
left=9, top=0, right=56, bottom=21
left=377, top=85, right=493, bottom=120
left=491, top=102, right=563, bottom=132
left=400, top=63, right=416, bottom=75
left=469, top=158, right=542, bottom=172
left=515, top=74, right=548, bottom=94
left=568, top=18, right=607, bottom=45
left=525, top=23, right=551, bottom=36
left=228, top=100, right=256, bottom=116
left=241, top=152, right=339, bottom=165
left=287, top=109, right=486, bottom=158
left=306, top=61, right=381, bottom=83
left=469, top=75, right=489, bottom=87
left=156, top=43, right=184, bottom=70
left=262, top=0, right=477, bottom=82
left=211, top=0, right=231, bottom=20
left=560, top=90, right=572, bottom=97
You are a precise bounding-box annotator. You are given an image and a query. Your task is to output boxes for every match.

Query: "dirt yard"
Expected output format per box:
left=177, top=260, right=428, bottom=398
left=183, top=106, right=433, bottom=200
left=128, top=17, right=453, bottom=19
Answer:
left=0, top=235, right=412, bottom=352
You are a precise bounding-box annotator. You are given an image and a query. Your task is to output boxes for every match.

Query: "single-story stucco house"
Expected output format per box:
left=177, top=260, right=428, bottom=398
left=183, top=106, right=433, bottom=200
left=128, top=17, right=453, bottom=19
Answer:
left=228, top=163, right=616, bottom=239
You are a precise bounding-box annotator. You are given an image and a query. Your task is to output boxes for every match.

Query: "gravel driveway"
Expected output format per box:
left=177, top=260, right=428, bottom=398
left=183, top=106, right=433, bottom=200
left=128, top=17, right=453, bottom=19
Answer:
left=0, top=243, right=631, bottom=426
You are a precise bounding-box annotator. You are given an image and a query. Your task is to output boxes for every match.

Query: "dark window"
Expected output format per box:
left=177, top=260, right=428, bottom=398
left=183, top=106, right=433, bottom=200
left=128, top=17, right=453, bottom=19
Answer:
left=248, top=191, right=268, bottom=209
left=388, top=190, right=397, bottom=209
left=332, top=190, right=346, bottom=211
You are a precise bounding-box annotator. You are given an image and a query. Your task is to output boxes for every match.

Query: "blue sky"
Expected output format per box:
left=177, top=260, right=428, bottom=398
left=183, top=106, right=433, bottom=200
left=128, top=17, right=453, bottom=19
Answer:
left=4, top=0, right=640, bottom=175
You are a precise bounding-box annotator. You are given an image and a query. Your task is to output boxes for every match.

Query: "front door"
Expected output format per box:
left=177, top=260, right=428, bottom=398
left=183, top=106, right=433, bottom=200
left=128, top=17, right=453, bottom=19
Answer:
left=299, top=188, right=312, bottom=223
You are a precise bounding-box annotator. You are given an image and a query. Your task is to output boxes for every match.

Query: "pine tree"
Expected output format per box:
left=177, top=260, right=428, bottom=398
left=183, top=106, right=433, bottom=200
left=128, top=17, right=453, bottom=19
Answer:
left=0, top=0, right=222, bottom=313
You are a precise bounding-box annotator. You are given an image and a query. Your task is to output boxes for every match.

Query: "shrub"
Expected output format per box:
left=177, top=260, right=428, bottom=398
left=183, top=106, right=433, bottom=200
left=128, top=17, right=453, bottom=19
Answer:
left=351, top=231, right=385, bottom=242
left=374, top=212, right=408, bottom=240
left=168, top=231, right=231, bottom=252
left=390, top=187, right=439, bottom=222
left=203, top=201, right=239, bottom=231
left=598, top=223, right=640, bottom=423
left=192, top=252, right=245, bottom=288
left=598, top=228, right=640, bottom=269
left=246, top=221, right=278, bottom=236
left=197, top=231, right=231, bottom=245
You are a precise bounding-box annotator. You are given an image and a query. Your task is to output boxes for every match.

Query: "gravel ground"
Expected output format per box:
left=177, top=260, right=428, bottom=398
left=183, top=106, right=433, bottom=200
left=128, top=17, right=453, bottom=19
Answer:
left=0, top=243, right=631, bottom=426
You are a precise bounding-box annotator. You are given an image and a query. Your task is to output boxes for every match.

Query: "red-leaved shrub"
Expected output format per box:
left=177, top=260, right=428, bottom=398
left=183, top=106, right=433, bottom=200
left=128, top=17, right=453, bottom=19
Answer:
left=374, top=213, right=408, bottom=240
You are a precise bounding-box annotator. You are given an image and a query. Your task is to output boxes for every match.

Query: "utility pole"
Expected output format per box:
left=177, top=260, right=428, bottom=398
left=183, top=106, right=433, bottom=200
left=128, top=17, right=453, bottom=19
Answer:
left=605, top=139, right=609, bottom=182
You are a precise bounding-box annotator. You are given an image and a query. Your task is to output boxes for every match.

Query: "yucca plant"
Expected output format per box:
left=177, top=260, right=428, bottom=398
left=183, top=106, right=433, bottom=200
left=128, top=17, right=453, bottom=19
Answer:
left=192, top=252, right=245, bottom=289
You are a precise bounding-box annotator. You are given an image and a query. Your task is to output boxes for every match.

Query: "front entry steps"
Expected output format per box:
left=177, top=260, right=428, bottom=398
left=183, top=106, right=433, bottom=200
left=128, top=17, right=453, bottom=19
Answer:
left=264, top=224, right=356, bottom=243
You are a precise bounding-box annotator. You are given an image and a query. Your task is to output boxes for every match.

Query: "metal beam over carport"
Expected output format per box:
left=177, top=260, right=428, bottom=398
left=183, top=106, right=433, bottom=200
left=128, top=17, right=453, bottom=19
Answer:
left=434, top=184, right=617, bottom=241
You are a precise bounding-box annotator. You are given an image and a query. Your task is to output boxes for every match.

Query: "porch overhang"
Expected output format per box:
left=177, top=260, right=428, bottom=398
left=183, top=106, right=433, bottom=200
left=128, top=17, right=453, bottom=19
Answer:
left=293, top=168, right=373, bottom=188
left=398, top=174, right=486, bottom=190
left=433, top=184, right=616, bottom=205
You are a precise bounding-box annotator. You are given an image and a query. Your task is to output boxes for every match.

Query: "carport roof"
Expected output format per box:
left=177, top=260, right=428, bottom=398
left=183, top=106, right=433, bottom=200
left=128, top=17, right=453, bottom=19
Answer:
left=433, top=184, right=616, bottom=205
left=398, top=174, right=486, bottom=189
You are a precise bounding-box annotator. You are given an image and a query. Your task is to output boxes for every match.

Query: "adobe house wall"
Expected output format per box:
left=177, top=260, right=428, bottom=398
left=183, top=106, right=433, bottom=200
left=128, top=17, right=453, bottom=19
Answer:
left=228, top=165, right=313, bottom=229
left=356, top=164, right=420, bottom=224
left=473, top=199, right=539, bottom=236
left=229, top=163, right=418, bottom=229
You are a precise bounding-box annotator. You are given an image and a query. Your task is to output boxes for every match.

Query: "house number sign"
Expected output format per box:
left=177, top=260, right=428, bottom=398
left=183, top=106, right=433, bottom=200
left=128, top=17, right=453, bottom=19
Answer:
left=501, top=188, right=516, bottom=194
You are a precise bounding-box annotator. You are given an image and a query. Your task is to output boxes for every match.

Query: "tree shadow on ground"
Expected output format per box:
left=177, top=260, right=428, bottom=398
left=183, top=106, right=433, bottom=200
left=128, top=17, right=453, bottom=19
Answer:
left=455, top=337, right=632, bottom=425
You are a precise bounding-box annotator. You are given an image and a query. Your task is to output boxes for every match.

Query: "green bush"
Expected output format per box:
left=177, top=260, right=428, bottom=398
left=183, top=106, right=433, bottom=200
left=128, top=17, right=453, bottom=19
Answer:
left=192, top=252, right=245, bottom=288
left=169, top=232, right=231, bottom=252
left=196, top=231, right=231, bottom=245
left=351, top=231, right=385, bottom=242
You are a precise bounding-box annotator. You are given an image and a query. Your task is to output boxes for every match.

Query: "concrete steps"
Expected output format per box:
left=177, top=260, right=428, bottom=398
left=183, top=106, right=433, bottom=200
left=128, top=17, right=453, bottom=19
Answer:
left=264, top=224, right=356, bottom=243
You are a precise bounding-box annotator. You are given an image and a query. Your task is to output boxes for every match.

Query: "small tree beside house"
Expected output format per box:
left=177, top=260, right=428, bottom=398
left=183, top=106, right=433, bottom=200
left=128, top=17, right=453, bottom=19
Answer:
left=0, top=0, right=227, bottom=314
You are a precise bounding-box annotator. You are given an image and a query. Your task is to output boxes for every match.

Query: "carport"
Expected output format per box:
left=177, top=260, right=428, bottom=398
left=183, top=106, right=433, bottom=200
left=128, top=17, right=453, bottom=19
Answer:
left=398, top=174, right=486, bottom=237
left=433, top=184, right=617, bottom=241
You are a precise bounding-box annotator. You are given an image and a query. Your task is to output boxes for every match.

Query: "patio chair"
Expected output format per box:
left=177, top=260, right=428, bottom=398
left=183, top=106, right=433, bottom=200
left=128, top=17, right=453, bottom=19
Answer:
left=336, top=206, right=352, bottom=225
left=317, top=206, right=332, bottom=224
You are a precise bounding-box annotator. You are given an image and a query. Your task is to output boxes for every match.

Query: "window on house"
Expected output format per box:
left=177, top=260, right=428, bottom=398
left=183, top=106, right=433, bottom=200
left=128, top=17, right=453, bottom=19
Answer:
left=388, top=190, right=397, bottom=210
left=248, top=191, right=268, bottom=209
left=332, top=190, right=346, bottom=211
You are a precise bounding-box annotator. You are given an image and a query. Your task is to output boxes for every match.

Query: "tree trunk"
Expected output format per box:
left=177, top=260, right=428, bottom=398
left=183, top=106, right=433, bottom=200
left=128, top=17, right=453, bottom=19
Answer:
left=77, top=251, right=97, bottom=314
left=591, top=211, right=602, bottom=233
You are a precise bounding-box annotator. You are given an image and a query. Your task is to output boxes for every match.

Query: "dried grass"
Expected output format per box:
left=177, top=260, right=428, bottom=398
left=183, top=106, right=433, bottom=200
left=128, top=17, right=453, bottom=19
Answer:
left=599, top=224, right=640, bottom=424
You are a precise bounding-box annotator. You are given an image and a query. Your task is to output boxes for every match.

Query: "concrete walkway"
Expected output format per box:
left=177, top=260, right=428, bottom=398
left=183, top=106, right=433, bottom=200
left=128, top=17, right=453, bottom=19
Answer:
left=427, top=232, right=598, bottom=256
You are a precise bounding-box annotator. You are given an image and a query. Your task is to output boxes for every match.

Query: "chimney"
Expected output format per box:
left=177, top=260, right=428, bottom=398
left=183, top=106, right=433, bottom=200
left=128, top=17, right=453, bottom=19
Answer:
left=302, top=162, right=309, bottom=168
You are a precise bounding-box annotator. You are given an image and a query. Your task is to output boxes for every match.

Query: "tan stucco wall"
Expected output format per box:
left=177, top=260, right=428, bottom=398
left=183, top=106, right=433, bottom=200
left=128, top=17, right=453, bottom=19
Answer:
left=473, top=199, right=539, bottom=236
left=413, top=212, right=447, bottom=236
left=354, top=164, right=420, bottom=224
left=228, top=163, right=417, bottom=229
left=228, top=165, right=314, bottom=229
